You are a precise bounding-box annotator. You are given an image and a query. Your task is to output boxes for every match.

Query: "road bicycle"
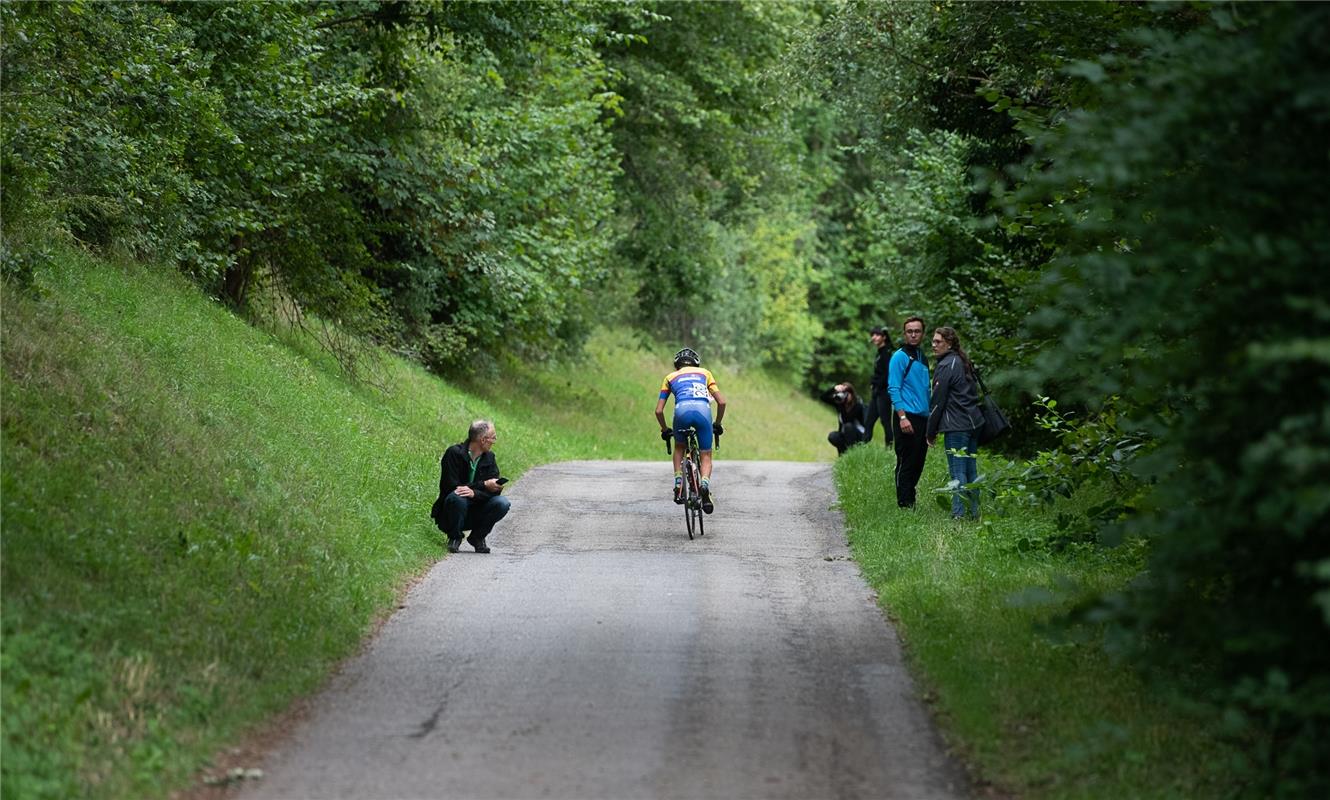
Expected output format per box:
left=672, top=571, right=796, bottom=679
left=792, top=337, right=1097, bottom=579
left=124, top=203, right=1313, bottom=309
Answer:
left=664, top=426, right=720, bottom=540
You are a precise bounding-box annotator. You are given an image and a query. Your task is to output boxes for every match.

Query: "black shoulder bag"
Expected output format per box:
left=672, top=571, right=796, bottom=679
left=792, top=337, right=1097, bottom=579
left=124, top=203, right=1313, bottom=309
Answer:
left=974, top=368, right=1010, bottom=446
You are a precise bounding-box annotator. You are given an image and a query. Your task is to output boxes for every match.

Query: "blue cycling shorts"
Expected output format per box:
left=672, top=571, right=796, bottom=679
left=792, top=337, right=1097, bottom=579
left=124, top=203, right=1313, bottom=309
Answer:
left=673, top=405, right=714, bottom=451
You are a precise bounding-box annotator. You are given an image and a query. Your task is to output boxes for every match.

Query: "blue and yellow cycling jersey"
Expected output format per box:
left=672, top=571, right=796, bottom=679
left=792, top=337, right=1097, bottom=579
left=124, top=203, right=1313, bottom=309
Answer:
left=659, top=367, right=718, bottom=411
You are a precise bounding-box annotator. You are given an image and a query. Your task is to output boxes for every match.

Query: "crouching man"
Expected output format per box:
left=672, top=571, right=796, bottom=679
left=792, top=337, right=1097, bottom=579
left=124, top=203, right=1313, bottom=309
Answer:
left=430, top=419, right=510, bottom=553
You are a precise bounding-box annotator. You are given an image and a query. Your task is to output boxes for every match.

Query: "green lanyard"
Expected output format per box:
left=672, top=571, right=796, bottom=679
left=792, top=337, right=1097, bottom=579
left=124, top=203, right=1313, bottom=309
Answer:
left=468, top=452, right=481, bottom=484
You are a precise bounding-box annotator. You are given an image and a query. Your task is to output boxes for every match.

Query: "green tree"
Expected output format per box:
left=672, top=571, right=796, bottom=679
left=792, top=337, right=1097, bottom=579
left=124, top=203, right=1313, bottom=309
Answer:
left=1016, top=5, right=1330, bottom=794
left=166, top=1, right=370, bottom=304
left=796, top=1, right=1173, bottom=420
left=602, top=0, right=826, bottom=368
left=1, top=1, right=220, bottom=255
left=308, top=0, right=623, bottom=369
left=3, top=1, right=628, bottom=372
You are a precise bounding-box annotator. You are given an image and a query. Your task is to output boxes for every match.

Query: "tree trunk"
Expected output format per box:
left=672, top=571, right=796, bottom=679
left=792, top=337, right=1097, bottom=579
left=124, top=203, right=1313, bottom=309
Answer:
left=222, top=236, right=253, bottom=307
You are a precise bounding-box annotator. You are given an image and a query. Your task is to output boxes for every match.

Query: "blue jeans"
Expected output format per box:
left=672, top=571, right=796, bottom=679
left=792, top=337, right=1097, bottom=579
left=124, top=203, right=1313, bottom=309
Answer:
left=943, top=430, right=980, bottom=519
left=438, top=493, right=511, bottom=542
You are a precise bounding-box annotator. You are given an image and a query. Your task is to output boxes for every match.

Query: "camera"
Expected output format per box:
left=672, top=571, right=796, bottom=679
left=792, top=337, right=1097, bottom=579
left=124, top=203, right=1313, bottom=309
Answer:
left=833, top=390, right=848, bottom=404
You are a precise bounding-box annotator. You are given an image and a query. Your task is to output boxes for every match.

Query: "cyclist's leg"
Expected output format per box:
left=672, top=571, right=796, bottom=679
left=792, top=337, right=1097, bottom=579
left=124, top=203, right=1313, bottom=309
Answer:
left=687, top=413, right=715, bottom=512
left=671, top=440, right=684, bottom=502
left=698, top=449, right=715, bottom=513
left=687, top=413, right=714, bottom=475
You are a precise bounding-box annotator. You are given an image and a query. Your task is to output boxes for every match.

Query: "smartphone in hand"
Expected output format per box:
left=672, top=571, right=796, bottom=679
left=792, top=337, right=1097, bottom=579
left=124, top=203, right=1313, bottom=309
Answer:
left=495, top=477, right=510, bottom=485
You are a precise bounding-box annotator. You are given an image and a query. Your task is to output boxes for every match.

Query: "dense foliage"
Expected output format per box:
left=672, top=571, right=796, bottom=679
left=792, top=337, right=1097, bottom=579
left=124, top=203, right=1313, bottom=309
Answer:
left=4, top=0, right=1327, bottom=795
left=798, top=2, right=1330, bottom=795
left=1019, top=6, right=1330, bottom=794
left=600, top=1, right=828, bottom=371
left=2, top=0, right=831, bottom=373
left=794, top=0, right=1182, bottom=414
left=1, top=1, right=625, bottom=369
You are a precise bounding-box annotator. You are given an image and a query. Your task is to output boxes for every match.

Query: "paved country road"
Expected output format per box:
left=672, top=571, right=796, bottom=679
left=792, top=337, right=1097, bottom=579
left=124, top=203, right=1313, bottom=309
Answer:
left=236, top=460, right=969, bottom=800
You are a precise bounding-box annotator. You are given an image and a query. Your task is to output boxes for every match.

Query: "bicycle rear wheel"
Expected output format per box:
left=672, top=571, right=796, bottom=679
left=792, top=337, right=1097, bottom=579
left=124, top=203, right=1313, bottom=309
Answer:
left=689, top=452, right=705, bottom=537
left=682, top=460, right=696, bottom=540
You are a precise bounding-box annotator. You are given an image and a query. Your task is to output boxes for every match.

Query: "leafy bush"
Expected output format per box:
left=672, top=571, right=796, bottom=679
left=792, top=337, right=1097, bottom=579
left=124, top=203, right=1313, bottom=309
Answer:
left=983, top=396, right=1150, bottom=552
left=1016, top=5, right=1330, bottom=794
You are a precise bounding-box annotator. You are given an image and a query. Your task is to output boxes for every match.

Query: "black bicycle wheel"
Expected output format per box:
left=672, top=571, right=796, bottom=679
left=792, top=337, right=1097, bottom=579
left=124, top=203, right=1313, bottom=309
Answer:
left=689, top=452, right=705, bottom=537
left=683, top=461, right=696, bottom=540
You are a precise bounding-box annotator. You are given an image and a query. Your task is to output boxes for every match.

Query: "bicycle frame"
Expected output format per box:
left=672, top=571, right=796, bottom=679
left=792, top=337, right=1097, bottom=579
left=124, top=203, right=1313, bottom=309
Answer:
left=665, top=427, right=718, bottom=540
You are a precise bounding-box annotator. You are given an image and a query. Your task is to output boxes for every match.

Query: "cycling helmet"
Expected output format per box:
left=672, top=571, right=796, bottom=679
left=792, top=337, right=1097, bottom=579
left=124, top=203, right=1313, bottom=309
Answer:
left=673, top=347, right=700, bottom=369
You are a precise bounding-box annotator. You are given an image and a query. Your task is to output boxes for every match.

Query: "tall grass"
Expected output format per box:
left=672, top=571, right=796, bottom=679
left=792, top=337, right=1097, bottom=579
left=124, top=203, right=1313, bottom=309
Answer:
left=0, top=245, right=832, bottom=799
left=833, top=445, right=1241, bottom=798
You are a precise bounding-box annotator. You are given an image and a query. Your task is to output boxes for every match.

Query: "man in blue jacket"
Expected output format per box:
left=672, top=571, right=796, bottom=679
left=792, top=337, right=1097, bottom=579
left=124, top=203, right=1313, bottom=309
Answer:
left=887, top=317, right=931, bottom=508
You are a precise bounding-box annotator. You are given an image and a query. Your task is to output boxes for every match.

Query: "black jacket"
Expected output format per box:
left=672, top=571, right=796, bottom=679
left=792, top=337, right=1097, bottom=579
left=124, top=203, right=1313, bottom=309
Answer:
left=819, top=387, right=868, bottom=432
left=870, top=345, right=891, bottom=395
left=430, top=442, right=502, bottom=521
left=926, top=351, right=984, bottom=439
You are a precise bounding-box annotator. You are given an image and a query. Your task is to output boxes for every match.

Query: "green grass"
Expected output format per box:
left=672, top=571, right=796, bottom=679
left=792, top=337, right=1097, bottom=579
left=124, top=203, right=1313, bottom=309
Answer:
left=0, top=244, right=830, bottom=800
left=467, top=326, right=832, bottom=463
left=833, top=444, right=1242, bottom=798
left=4, top=240, right=1245, bottom=800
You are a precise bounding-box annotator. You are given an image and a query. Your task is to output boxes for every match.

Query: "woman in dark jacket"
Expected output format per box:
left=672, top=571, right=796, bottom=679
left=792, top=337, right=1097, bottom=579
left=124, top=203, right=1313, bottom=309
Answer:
left=925, top=327, right=985, bottom=519
left=819, top=382, right=868, bottom=456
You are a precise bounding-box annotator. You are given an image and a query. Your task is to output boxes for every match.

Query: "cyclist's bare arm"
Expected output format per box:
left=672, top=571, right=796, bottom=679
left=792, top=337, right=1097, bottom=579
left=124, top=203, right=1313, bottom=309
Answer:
left=711, top=388, right=727, bottom=424
left=654, top=396, right=669, bottom=431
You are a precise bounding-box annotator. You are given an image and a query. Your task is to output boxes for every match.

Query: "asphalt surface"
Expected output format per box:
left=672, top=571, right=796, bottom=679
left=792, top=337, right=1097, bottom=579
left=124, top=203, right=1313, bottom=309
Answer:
left=237, top=460, right=969, bottom=800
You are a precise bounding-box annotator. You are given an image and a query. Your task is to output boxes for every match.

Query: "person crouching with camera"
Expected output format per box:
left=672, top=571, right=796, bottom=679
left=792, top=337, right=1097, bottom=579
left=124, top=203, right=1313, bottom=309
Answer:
left=819, top=382, right=868, bottom=456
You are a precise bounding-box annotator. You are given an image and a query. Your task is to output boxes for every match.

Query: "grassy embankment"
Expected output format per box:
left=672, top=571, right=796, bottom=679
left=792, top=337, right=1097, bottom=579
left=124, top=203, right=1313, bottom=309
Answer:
left=0, top=244, right=829, bottom=800
left=834, top=445, right=1242, bottom=798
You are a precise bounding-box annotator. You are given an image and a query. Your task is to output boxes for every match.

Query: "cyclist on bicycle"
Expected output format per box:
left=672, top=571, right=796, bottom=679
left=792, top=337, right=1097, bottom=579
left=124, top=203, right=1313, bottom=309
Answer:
left=655, top=347, right=727, bottom=513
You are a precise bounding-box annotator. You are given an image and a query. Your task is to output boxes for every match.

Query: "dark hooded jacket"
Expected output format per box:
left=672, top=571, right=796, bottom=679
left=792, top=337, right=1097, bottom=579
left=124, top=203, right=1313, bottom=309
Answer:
left=926, top=351, right=984, bottom=439
left=869, top=344, right=891, bottom=396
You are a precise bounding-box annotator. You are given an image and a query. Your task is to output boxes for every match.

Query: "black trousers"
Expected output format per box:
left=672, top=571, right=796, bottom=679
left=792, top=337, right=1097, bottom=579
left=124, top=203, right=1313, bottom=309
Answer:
left=893, top=412, right=928, bottom=508
left=863, top=392, right=893, bottom=446
left=828, top=422, right=866, bottom=455
left=436, top=493, right=511, bottom=543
